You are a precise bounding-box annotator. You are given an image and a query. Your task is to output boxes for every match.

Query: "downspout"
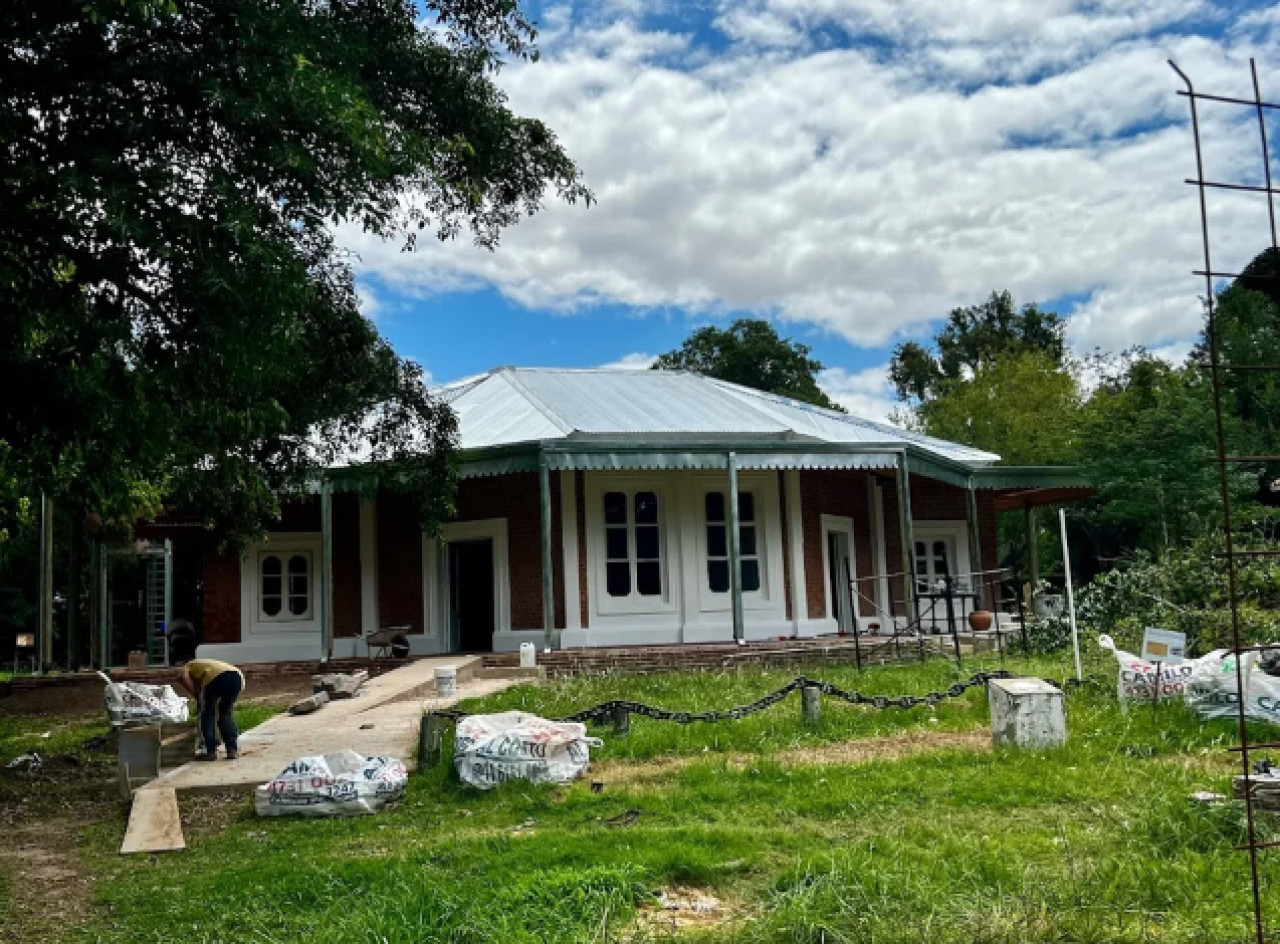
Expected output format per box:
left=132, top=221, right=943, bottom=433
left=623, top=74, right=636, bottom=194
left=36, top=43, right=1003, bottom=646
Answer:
left=728, top=452, right=745, bottom=643
left=539, top=453, right=555, bottom=650
left=894, top=451, right=918, bottom=629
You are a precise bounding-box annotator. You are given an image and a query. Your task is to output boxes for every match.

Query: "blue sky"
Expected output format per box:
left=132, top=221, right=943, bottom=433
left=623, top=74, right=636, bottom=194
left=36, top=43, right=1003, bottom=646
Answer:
left=342, top=0, right=1280, bottom=420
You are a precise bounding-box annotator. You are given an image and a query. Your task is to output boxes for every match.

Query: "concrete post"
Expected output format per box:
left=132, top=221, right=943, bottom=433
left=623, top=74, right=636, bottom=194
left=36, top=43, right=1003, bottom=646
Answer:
left=988, top=678, right=1066, bottom=748
left=801, top=685, right=821, bottom=723
left=539, top=457, right=555, bottom=650
left=894, top=453, right=918, bottom=628
left=965, top=480, right=983, bottom=608
left=612, top=706, right=630, bottom=734
left=419, top=713, right=445, bottom=769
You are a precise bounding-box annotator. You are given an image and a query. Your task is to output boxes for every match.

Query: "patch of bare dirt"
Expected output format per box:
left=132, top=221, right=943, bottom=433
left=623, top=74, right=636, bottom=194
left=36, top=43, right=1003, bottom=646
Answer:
left=594, top=728, right=990, bottom=784
left=0, top=818, right=101, bottom=943
left=632, top=886, right=743, bottom=936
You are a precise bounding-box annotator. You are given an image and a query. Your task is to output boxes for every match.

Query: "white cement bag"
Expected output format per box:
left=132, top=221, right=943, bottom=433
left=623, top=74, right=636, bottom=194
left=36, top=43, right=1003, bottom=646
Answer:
left=1097, top=635, right=1197, bottom=703
left=454, top=711, right=602, bottom=790
left=100, top=673, right=189, bottom=727
left=254, top=750, right=408, bottom=817
left=1185, top=650, right=1280, bottom=725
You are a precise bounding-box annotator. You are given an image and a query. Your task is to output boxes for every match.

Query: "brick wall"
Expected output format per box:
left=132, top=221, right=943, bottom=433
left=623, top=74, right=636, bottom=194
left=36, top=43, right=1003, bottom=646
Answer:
left=377, top=490, right=424, bottom=634
left=201, top=548, right=241, bottom=644
left=455, top=473, right=552, bottom=631
left=332, top=492, right=361, bottom=638
left=798, top=470, right=876, bottom=620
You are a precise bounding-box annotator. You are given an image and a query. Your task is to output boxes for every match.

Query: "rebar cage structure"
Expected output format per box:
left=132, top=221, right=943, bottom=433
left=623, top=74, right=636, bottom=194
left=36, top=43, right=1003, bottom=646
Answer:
left=1171, top=57, right=1279, bottom=944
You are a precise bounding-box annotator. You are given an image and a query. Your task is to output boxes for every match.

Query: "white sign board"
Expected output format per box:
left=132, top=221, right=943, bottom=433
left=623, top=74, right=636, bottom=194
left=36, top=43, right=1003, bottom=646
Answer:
left=1141, top=627, right=1186, bottom=664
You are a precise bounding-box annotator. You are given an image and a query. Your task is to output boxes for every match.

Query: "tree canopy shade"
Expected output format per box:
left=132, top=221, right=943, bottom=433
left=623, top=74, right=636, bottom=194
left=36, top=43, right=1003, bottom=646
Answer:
left=1, top=0, right=588, bottom=544
left=652, top=319, right=843, bottom=411
left=888, top=290, right=1066, bottom=403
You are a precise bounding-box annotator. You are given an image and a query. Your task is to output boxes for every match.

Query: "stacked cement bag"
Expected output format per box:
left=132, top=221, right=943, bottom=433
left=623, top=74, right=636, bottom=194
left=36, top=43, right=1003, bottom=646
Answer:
left=255, top=750, right=408, bottom=816
left=1099, top=634, right=1280, bottom=724
left=454, top=711, right=602, bottom=790
left=99, top=672, right=189, bottom=727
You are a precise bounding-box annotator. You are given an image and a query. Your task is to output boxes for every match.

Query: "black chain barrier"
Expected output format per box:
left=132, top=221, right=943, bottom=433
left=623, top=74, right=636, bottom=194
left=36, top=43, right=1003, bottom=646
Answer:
left=430, top=670, right=1013, bottom=725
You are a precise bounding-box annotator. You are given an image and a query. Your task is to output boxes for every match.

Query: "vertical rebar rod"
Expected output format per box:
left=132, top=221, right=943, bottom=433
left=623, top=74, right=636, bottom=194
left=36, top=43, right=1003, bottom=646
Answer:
left=1252, top=59, right=1278, bottom=250
left=1170, top=60, right=1266, bottom=944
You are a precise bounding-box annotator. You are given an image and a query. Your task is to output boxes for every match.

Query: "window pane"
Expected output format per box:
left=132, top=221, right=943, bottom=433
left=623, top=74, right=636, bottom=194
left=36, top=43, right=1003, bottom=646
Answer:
left=288, top=594, right=307, bottom=616
left=707, top=559, right=729, bottom=593
left=606, top=562, right=631, bottom=597
left=262, top=574, right=282, bottom=597
left=705, top=492, right=725, bottom=522
left=934, top=541, right=950, bottom=575
left=604, top=491, right=627, bottom=525
left=606, top=528, right=628, bottom=560
left=634, top=492, right=659, bottom=524
left=741, top=559, right=761, bottom=592
left=262, top=555, right=281, bottom=576
left=737, top=492, right=755, bottom=522
left=740, top=524, right=757, bottom=557
left=635, top=525, right=659, bottom=560
left=636, top=561, right=661, bottom=596
left=262, top=595, right=281, bottom=617
left=707, top=524, right=727, bottom=558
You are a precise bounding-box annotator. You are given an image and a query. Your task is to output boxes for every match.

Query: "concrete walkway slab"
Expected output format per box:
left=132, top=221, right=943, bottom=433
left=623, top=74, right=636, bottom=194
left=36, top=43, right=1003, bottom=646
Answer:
left=148, top=656, right=518, bottom=795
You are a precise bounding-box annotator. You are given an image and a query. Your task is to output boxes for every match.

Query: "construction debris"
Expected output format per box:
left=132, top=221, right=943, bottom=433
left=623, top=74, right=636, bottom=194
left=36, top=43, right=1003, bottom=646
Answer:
left=1234, top=761, right=1280, bottom=810
left=311, top=670, right=369, bottom=700
left=288, top=691, right=330, bottom=715
left=254, top=751, right=407, bottom=817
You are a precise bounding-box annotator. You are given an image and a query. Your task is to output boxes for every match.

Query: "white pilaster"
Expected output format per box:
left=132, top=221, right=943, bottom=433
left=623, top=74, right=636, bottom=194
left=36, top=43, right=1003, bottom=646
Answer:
left=785, top=470, right=810, bottom=632
left=560, top=471, right=581, bottom=631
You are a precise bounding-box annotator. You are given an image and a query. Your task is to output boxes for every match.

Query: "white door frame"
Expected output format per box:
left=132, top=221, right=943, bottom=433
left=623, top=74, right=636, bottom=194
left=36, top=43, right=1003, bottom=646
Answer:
left=820, top=515, right=856, bottom=635
left=422, top=518, right=511, bottom=651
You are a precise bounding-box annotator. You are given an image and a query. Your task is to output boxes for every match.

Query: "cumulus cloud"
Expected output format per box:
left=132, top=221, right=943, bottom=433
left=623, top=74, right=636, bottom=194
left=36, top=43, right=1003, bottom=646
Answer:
left=338, top=1, right=1280, bottom=360
left=818, top=364, right=898, bottom=423
left=599, top=351, right=658, bottom=369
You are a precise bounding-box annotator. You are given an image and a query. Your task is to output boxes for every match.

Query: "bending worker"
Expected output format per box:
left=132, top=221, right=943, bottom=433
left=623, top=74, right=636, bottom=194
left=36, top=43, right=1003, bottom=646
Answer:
left=176, top=658, right=245, bottom=761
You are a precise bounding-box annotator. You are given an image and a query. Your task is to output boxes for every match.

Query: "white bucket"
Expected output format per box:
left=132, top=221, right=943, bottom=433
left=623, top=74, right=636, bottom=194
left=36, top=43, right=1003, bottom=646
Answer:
left=434, top=665, right=458, bottom=698
left=519, top=642, right=537, bottom=669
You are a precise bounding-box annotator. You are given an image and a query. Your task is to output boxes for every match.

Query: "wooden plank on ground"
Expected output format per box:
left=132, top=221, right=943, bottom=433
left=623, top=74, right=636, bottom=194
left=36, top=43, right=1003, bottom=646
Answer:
left=120, top=786, right=185, bottom=855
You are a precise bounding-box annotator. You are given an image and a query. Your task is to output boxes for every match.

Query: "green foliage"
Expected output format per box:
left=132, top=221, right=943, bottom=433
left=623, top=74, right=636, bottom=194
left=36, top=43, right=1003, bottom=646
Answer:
left=911, top=350, right=1082, bottom=465
left=1075, top=538, right=1280, bottom=654
left=1078, top=351, right=1250, bottom=550
left=1, top=0, right=588, bottom=544
left=889, top=290, right=1066, bottom=404
left=653, top=319, right=843, bottom=410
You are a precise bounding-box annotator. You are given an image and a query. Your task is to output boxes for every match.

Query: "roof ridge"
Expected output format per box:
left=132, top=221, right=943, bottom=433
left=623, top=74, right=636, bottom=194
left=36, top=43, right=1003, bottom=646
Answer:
left=497, top=369, right=577, bottom=437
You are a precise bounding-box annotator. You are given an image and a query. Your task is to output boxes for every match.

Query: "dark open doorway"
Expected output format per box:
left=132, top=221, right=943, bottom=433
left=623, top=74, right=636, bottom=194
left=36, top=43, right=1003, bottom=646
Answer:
left=448, top=539, right=495, bottom=652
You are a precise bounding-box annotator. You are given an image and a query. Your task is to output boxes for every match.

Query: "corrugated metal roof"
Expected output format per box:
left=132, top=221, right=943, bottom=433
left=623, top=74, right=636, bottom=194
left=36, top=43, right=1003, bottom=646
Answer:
left=435, top=367, right=1000, bottom=465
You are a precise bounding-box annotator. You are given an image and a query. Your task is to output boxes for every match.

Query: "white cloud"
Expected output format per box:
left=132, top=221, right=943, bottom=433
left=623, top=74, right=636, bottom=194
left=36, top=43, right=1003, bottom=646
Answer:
left=339, top=3, right=1280, bottom=361
left=355, top=281, right=382, bottom=322
left=818, top=364, right=898, bottom=423
left=599, top=351, right=658, bottom=369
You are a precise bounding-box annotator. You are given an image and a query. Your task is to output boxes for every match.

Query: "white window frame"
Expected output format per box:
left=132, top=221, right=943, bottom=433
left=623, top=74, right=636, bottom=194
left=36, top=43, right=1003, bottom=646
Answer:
left=692, top=472, right=779, bottom=615
left=585, top=477, right=677, bottom=618
left=257, top=549, right=314, bottom=622
left=911, top=520, right=973, bottom=628
left=241, top=533, right=322, bottom=636
left=700, top=487, right=764, bottom=598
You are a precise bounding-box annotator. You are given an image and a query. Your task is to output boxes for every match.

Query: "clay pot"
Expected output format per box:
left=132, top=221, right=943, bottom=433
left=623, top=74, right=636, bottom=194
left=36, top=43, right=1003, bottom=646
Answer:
left=968, top=609, right=994, bottom=632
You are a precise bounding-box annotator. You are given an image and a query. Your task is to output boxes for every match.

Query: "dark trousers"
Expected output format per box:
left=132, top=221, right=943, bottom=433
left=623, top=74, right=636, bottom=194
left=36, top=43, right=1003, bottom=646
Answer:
left=199, top=671, right=243, bottom=753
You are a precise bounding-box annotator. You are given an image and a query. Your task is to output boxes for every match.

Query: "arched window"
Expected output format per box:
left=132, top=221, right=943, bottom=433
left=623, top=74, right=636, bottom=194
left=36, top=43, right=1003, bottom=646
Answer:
left=261, top=555, right=283, bottom=617
left=259, top=551, right=312, bottom=620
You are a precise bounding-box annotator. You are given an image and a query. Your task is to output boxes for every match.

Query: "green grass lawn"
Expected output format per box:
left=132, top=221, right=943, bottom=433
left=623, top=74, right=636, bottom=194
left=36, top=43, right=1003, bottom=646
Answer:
left=31, top=654, right=1280, bottom=942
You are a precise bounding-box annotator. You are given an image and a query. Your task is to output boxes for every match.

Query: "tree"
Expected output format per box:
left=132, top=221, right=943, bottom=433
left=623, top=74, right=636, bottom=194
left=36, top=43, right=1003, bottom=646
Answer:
left=889, top=291, right=1066, bottom=403
left=912, top=350, right=1082, bottom=465
left=1, top=0, right=588, bottom=544
left=1078, top=352, right=1249, bottom=550
left=652, top=319, right=842, bottom=410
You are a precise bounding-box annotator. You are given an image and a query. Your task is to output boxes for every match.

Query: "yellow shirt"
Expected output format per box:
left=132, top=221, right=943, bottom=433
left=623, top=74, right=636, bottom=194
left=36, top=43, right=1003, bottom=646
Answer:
left=186, top=659, right=243, bottom=690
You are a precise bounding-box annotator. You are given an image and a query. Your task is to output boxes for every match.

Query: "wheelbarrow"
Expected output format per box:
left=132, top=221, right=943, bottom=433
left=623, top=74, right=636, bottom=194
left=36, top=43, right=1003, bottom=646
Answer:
left=364, top=626, right=412, bottom=660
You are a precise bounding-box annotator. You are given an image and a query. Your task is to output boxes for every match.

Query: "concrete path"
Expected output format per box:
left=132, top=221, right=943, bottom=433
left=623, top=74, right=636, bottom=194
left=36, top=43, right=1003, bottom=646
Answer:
left=150, top=656, right=518, bottom=795
left=121, top=657, right=524, bottom=852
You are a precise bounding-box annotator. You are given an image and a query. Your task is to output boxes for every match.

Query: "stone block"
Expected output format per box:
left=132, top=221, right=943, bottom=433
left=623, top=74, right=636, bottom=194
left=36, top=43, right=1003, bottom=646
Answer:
left=988, top=677, right=1066, bottom=749
left=289, top=691, right=330, bottom=715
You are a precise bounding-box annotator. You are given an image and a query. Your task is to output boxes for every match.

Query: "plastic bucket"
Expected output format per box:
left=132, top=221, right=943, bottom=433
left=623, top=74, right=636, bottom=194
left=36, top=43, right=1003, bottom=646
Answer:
left=435, top=665, right=458, bottom=698
left=519, top=642, right=537, bottom=669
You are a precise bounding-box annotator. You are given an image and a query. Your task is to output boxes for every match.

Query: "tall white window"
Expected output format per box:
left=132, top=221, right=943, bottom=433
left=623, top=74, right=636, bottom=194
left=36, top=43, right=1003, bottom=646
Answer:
left=914, top=538, right=953, bottom=593
left=603, top=491, right=663, bottom=598
left=260, top=552, right=312, bottom=620
left=705, top=491, right=760, bottom=593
